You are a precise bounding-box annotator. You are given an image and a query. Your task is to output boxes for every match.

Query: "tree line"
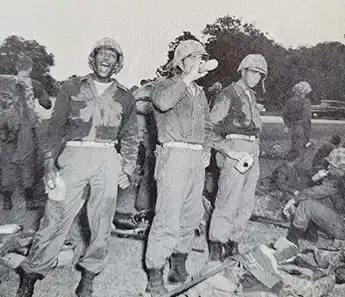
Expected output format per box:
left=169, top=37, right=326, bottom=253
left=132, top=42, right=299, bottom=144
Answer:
left=158, top=15, right=345, bottom=111
left=1, top=15, right=345, bottom=111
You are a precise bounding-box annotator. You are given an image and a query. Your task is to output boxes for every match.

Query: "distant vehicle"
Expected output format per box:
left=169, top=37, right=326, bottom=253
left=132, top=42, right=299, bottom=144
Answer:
left=311, top=100, right=345, bottom=119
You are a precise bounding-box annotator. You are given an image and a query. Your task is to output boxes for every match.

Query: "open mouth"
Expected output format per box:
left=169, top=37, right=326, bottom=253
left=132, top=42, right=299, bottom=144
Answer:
left=99, top=62, right=111, bottom=72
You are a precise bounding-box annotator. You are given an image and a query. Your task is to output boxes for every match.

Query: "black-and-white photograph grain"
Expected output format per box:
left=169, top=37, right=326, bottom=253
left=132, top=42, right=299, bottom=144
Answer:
left=1, top=1, right=345, bottom=296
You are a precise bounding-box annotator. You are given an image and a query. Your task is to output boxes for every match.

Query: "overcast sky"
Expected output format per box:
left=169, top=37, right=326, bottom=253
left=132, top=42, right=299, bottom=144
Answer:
left=0, top=0, right=344, bottom=86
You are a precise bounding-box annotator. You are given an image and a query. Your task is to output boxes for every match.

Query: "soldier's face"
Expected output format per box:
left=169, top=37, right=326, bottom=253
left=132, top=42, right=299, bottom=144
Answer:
left=182, top=54, right=204, bottom=74
left=243, top=69, right=262, bottom=89
left=94, top=49, right=118, bottom=78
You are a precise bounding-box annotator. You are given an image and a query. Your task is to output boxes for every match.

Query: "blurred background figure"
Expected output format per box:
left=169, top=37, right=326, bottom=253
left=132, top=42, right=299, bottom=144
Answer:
left=283, top=81, right=312, bottom=161
left=0, top=54, right=51, bottom=214
left=207, top=81, right=222, bottom=110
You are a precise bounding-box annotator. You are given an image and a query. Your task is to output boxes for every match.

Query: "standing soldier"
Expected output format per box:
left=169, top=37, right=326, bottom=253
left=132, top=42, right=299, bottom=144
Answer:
left=283, top=81, right=312, bottom=160
left=0, top=55, right=51, bottom=211
left=16, top=38, right=138, bottom=297
left=145, top=40, right=214, bottom=296
left=208, top=54, right=267, bottom=260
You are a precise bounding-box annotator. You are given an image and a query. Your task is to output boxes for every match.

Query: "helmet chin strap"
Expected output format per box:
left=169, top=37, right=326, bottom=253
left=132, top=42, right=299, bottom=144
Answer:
left=262, top=77, right=266, bottom=93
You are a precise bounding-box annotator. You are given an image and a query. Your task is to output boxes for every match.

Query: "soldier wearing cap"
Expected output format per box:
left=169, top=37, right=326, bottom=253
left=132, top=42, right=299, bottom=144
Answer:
left=144, top=40, right=214, bottom=296
left=15, top=38, right=139, bottom=297
left=283, top=81, right=313, bottom=160
left=283, top=147, right=345, bottom=246
left=207, top=54, right=267, bottom=261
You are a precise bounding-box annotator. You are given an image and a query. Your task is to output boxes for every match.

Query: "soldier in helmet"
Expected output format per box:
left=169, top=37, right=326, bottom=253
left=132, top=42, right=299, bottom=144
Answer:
left=144, top=40, right=215, bottom=296
left=15, top=38, right=139, bottom=297
left=283, top=147, right=345, bottom=246
left=283, top=81, right=313, bottom=160
left=207, top=54, right=267, bottom=261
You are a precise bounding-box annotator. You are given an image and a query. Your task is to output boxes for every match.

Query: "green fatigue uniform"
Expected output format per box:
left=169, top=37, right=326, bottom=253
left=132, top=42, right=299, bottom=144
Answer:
left=283, top=81, right=312, bottom=160
left=145, top=76, right=212, bottom=269
left=20, top=73, right=139, bottom=276
left=288, top=148, right=345, bottom=243
left=0, top=75, right=51, bottom=210
left=208, top=82, right=261, bottom=244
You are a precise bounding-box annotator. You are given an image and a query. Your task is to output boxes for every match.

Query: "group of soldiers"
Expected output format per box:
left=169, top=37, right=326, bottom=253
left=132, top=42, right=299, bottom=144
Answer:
left=1, top=36, right=345, bottom=297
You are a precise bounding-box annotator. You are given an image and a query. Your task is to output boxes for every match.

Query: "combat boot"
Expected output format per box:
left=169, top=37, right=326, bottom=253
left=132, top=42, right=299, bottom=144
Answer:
left=146, top=267, right=168, bottom=297
left=167, top=252, right=189, bottom=284
left=2, top=191, right=13, bottom=210
left=16, top=267, right=42, bottom=297
left=75, top=269, right=97, bottom=297
left=209, top=240, right=239, bottom=261
left=208, top=240, right=225, bottom=261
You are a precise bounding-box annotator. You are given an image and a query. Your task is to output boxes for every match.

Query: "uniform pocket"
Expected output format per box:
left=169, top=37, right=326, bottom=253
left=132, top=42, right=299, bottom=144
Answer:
left=56, top=147, right=79, bottom=169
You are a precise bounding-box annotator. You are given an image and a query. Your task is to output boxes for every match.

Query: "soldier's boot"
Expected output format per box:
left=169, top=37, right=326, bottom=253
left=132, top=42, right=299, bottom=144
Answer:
left=208, top=240, right=224, bottom=261
left=167, top=252, right=189, bottom=284
left=146, top=267, right=168, bottom=297
left=24, top=188, right=39, bottom=211
left=209, top=240, right=239, bottom=262
left=16, top=267, right=43, bottom=297
left=2, top=191, right=13, bottom=210
left=75, top=269, right=97, bottom=297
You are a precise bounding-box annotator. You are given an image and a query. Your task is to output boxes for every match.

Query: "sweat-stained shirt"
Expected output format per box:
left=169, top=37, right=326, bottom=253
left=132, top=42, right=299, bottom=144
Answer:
left=151, top=76, right=212, bottom=152
left=45, top=74, right=139, bottom=176
left=294, top=176, right=345, bottom=215
left=209, top=82, right=262, bottom=138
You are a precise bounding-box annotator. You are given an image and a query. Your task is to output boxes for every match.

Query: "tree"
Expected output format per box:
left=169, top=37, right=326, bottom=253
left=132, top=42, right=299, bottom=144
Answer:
left=0, top=35, right=59, bottom=95
left=158, top=16, right=345, bottom=112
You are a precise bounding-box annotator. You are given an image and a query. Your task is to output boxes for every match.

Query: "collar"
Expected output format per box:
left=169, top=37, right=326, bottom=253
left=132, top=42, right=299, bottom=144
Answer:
left=174, top=75, right=204, bottom=91
left=233, top=81, right=256, bottom=95
left=79, top=73, right=128, bottom=92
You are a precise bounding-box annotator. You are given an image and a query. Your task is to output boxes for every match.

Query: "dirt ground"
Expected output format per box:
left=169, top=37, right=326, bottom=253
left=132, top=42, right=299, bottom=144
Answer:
left=1, top=120, right=345, bottom=297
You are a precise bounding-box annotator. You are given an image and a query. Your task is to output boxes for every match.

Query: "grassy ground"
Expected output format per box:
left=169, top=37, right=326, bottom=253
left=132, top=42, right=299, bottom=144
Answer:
left=1, top=120, right=345, bottom=297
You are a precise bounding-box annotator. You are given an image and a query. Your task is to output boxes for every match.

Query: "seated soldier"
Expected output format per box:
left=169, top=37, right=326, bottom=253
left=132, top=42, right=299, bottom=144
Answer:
left=283, top=148, right=345, bottom=246
left=312, top=135, right=341, bottom=172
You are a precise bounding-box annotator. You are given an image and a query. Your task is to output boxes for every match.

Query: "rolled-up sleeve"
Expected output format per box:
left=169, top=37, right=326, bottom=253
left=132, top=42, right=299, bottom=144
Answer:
left=152, top=78, right=188, bottom=111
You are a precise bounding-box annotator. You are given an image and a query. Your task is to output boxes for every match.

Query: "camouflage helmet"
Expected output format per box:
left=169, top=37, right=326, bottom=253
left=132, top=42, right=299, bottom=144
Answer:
left=325, top=148, right=345, bottom=172
left=88, top=38, right=124, bottom=75
left=169, top=40, right=209, bottom=68
left=292, top=81, right=312, bottom=95
left=237, top=54, right=268, bottom=76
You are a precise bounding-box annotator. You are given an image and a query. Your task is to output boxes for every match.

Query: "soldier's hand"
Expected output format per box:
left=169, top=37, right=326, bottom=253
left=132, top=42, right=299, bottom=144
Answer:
left=183, top=61, right=208, bottom=85
left=283, top=198, right=296, bottom=219
left=284, top=126, right=290, bottom=134
left=118, top=171, right=130, bottom=189
left=202, top=151, right=211, bottom=168
left=44, top=158, right=57, bottom=190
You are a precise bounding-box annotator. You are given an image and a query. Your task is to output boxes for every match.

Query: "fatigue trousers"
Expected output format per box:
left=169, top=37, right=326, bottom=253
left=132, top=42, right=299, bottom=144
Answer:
left=209, top=138, right=260, bottom=243
left=293, top=199, right=345, bottom=240
left=288, top=124, right=308, bottom=159
left=145, top=147, right=205, bottom=268
left=21, top=146, right=121, bottom=276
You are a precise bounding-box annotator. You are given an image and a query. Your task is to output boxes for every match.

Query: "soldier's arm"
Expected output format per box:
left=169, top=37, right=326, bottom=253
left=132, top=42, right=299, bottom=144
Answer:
left=45, top=83, right=71, bottom=159
left=302, top=100, right=312, bottom=139
left=32, top=79, right=52, bottom=109
left=295, top=179, right=339, bottom=203
left=152, top=78, right=188, bottom=111
left=118, top=94, right=140, bottom=177
left=282, top=99, right=292, bottom=127
left=208, top=88, right=236, bottom=155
